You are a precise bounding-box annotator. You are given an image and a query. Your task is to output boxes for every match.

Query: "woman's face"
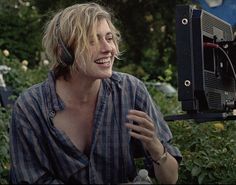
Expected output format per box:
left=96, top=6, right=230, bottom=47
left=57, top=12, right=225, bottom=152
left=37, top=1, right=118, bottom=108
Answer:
left=76, top=18, right=117, bottom=80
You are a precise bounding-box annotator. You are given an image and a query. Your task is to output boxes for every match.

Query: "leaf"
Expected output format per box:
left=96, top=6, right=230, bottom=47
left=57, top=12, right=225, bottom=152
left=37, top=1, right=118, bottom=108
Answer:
left=191, top=166, right=201, bottom=177
left=198, top=172, right=207, bottom=184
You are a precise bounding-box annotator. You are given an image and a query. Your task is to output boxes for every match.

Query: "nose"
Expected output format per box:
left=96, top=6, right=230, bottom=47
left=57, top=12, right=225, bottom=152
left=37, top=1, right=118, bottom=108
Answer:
left=100, top=39, right=112, bottom=53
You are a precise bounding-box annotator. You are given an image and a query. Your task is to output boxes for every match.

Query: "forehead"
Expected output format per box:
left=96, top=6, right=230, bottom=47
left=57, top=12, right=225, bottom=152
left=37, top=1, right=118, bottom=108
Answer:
left=95, top=18, right=111, bottom=33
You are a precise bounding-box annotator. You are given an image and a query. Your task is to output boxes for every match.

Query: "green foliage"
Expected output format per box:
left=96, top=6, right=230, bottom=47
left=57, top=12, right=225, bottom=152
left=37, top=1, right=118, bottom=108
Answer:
left=147, top=85, right=181, bottom=115
left=0, top=49, right=49, bottom=183
left=0, top=107, right=10, bottom=185
left=0, top=50, right=48, bottom=97
left=4, top=61, right=48, bottom=96
left=171, top=121, right=236, bottom=184
left=115, top=63, right=148, bottom=80
left=0, top=0, right=42, bottom=66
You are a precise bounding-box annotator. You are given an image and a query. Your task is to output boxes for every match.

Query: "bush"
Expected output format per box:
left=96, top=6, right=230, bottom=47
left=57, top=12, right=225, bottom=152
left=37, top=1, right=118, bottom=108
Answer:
left=0, top=0, right=42, bottom=66
left=0, top=49, right=48, bottom=97
left=0, top=107, right=10, bottom=184
left=172, top=120, right=236, bottom=184
left=0, top=49, right=49, bottom=183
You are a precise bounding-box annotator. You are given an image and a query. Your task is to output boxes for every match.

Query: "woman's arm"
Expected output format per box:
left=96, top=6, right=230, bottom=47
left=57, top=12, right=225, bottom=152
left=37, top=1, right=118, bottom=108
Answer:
left=125, top=80, right=182, bottom=184
left=125, top=110, right=179, bottom=184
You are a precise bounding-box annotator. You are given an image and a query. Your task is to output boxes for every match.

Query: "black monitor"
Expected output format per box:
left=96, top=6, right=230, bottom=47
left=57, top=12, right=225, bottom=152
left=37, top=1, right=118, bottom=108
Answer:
left=165, top=5, right=236, bottom=122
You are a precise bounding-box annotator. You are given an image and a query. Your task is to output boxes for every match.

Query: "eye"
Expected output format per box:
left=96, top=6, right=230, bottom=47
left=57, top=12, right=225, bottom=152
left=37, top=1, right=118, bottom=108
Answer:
left=106, top=34, right=114, bottom=42
left=90, top=40, right=95, bottom=45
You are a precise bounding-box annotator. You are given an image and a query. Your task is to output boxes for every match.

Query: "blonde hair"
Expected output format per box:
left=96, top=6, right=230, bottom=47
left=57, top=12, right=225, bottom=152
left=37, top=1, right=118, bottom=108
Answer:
left=42, top=2, right=121, bottom=80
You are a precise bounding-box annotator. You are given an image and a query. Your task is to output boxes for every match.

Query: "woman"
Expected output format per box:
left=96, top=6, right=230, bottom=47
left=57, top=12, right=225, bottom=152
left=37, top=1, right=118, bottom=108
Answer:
left=9, top=2, right=182, bottom=184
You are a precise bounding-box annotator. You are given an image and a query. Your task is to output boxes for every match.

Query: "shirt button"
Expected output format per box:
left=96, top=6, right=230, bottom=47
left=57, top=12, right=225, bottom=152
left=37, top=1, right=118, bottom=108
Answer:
left=49, top=110, right=55, bottom=118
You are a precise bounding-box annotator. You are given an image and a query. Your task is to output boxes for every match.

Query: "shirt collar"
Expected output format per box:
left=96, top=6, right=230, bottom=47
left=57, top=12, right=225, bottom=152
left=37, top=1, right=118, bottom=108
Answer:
left=46, top=70, right=122, bottom=112
left=47, top=71, right=65, bottom=112
left=102, top=71, right=122, bottom=91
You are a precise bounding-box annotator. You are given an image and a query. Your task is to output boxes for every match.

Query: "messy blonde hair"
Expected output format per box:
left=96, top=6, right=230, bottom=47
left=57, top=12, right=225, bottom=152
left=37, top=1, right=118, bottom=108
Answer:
left=42, top=2, right=121, bottom=80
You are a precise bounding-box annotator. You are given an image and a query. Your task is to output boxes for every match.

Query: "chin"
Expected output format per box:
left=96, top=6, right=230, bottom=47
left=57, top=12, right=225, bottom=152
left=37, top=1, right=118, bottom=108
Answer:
left=99, top=71, right=112, bottom=79
left=100, top=74, right=112, bottom=79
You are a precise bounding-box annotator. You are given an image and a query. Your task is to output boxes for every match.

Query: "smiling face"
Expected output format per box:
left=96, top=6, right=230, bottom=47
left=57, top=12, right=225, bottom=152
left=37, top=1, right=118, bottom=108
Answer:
left=75, top=18, right=117, bottom=80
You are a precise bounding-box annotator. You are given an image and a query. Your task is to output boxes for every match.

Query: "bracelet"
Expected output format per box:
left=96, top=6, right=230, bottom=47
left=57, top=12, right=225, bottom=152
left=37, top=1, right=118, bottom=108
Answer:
left=151, top=146, right=168, bottom=166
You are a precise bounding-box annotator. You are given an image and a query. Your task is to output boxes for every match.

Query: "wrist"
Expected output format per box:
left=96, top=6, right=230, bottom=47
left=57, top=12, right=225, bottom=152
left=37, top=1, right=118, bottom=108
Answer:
left=151, top=145, right=168, bottom=166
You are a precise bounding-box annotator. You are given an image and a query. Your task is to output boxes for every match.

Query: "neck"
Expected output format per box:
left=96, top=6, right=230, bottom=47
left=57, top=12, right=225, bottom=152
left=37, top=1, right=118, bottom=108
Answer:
left=56, top=73, right=101, bottom=106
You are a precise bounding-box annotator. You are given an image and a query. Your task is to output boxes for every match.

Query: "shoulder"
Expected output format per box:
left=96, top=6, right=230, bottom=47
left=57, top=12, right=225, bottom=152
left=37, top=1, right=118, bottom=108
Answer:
left=111, top=71, right=145, bottom=87
left=112, top=71, right=149, bottom=93
left=14, top=81, right=46, bottom=112
left=11, top=81, right=47, bottom=129
left=14, top=72, right=53, bottom=108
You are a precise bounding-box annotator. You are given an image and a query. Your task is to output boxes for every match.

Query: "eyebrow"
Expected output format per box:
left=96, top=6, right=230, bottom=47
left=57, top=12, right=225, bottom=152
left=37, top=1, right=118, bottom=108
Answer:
left=96, top=32, right=113, bottom=38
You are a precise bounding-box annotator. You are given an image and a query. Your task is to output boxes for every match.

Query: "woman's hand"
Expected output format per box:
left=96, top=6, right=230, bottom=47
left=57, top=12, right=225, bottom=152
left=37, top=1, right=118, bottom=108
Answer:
left=125, top=110, right=179, bottom=184
left=125, top=109, right=164, bottom=157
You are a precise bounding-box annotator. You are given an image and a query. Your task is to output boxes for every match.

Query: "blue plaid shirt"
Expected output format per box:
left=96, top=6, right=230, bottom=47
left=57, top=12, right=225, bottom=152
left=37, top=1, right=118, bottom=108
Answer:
left=10, top=71, right=182, bottom=184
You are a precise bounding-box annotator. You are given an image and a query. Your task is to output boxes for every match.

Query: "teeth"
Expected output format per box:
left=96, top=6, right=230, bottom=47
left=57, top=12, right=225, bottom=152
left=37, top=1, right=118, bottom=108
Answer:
left=95, top=58, right=110, bottom=64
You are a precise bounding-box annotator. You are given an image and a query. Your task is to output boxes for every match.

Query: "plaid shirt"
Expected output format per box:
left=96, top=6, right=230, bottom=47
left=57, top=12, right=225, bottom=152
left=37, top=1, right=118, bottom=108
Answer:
left=10, top=71, right=182, bottom=184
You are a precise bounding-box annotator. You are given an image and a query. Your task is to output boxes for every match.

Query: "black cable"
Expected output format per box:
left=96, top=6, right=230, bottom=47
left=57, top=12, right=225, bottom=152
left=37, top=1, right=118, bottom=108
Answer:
left=217, top=46, right=236, bottom=81
left=204, top=42, right=236, bottom=80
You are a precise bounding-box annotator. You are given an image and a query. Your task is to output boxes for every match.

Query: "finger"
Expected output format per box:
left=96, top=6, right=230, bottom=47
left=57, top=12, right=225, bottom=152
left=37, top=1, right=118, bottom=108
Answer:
left=125, top=123, right=154, bottom=138
left=127, top=114, right=155, bottom=131
left=129, top=110, right=153, bottom=122
left=128, top=130, right=152, bottom=143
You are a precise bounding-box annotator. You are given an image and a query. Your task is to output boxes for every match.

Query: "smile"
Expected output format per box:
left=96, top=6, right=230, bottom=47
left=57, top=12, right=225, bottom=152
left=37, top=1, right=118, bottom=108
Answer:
left=95, top=57, right=111, bottom=64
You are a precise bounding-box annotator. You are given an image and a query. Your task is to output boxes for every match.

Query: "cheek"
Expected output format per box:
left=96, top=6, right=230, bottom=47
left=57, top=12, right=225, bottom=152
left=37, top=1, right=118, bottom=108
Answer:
left=89, top=48, right=97, bottom=58
left=75, top=60, right=86, bottom=72
left=112, top=45, right=118, bottom=56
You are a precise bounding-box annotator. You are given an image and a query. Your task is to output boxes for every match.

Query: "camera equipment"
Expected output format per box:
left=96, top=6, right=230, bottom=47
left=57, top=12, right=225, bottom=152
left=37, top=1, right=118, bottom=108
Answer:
left=165, top=5, right=236, bottom=122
